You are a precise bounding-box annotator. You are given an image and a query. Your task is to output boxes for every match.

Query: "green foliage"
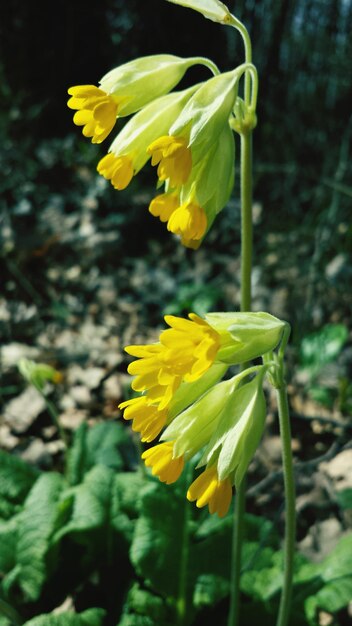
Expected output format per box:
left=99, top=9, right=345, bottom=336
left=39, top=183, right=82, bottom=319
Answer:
left=296, top=534, right=352, bottom=625
left=299, top=324, right=348, bottom=378
left=0, top=450, right=39, bottom=520
left=163, top=282, right=221, bottom=316
left=299, top=323, right=349, bottom=408
left=336, top=488, right=352, bottom=511
left=1, top=434, right=352, bottom=624
left=16, top=473, right=66, bottom=601
left=66, top=421, right=135, bottom=486
left=23, top=608, right=105, bottom=626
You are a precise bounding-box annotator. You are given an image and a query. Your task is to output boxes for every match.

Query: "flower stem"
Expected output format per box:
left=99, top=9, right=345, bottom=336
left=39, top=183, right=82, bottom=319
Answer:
left=276, top=383, right=296, bottom=626
left=228, top=130, right=253, bottom=626
left=34, top=383, right=69, bottom=447
left=176, top=468, right=192, bottom=625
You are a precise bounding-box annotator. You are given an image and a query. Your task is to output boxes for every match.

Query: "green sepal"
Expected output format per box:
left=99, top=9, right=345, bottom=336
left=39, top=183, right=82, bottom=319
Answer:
left=167, top=362, right=228, bottom=420
left=206, top=312, right=285, bottom=364
left=100, top=55, right=202, bottom=117
left=169, top=69, right=241, bottom=164
left=162, top=375, right=238, bottom=458
left=109, top=85, right=199, bottom=172
left=199, top=375, right=266, bottom=488
left=166, top=0, right=232, bottom=24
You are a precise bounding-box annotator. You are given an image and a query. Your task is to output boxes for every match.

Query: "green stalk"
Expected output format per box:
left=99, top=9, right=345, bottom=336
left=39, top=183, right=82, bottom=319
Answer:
left=227, top=14, right=254, bottom=624
left=176, top=469, right=192, bottom=626
left=33, top=383, right=69, bottom=447
left=276, top=383, right=296, bottom=626
left=228, top=130, right=253, bottom=626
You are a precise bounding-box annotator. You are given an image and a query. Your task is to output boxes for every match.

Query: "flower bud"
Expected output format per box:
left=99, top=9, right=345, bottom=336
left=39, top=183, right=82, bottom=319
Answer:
left=206, top=312, right=285, bottom=364
left=199, top=374, right=266, bottom=489
left=169, top=69, right=241, bottom=165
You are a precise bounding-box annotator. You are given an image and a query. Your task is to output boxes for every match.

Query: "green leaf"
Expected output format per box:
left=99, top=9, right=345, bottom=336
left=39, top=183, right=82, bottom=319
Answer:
left=111, top=472, right=145, bottom=544
left=165, top=0, right=231, bottom=24
left=130, top=478, right=189, bottom=599
left=336, top=488, right=352, bottom=510
left=0, top=450, right=39, bottom=520
left=0, top=515, right=19, bottom=574
left=299, top=323, right=348, bottom=378
left=66, top=421, right=134, bottom=485
left=23, top=608, right=105, bottom=626
left=16, top=473, right=66, bottom=601
left=53, top=465, right=114, bottom=544
left=302, top=533, right=352, bottom=622
left=117, top=583, right=176, bottom=626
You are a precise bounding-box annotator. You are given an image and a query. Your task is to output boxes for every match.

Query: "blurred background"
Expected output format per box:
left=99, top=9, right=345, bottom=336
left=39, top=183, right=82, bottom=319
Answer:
left=0, top=1, right=352, bottom=624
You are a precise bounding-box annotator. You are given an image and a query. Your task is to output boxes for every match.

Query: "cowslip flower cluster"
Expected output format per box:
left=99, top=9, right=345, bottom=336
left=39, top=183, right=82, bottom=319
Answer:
left=119, top=312, right=285, bottom=517
left=68, top=55, right=244, bottom=248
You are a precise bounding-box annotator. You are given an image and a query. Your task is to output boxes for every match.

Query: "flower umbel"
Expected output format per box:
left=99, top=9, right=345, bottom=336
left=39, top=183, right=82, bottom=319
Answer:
left=120, top=312, right=285, bottom=517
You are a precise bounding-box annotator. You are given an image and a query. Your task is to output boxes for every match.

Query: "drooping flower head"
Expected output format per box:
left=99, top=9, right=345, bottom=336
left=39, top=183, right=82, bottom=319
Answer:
left=96, top=86, right=198, bottom=191
left=68, top=55, right=207, bottom=144
left=119, top=312, right=286, bottom=517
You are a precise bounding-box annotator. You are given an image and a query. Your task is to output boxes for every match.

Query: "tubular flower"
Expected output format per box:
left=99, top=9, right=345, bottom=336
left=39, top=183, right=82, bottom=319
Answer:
left=67, top=85, right=118, bottom=144
left=167, top=199, right=207, bottom=247
left=97, top=87, right=199, bottom=192
left=141, top=441, right=185, bottom=484
left=118, top=396, right=167, bottom=442
left=147, top=135, right=192, bottom=187
left=97, top=153, right=133, bottom=190
left=125, top=313, right=220, bottom=410
left=149, top=193, right=179, bottom=222
left=187, top=465, right=233, bottom=518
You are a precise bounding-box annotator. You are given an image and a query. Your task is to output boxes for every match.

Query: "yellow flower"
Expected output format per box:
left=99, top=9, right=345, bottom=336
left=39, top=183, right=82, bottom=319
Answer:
left=67, top=85, right=118, bottom=144
left=125, top=313, right=220, bottom=410
left=141, top=441, right=184, bottom=484
left=187, top=464, right=233, bottom=517
left=167, top=199, right=207, bottom=246
left=147, top=135, right=192, bottom=187
left=149, top=193, right=179, bottom=222
left=118, top=396, right=167, bottom=442
left=97, top=153, right=133, bottom=190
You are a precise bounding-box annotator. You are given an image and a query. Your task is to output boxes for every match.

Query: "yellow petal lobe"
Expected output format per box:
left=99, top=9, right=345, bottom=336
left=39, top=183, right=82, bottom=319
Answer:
left=187, top=465, right=232, bottom=517
left=142, top=442, right=184, bottom=484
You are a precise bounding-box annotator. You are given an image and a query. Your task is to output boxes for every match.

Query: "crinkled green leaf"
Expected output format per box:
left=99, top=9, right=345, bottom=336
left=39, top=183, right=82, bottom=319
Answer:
left=111, top=472, right=145, bottom=544
left=66, top=421, right=134, bottom=485
left=117, top=583, right=176, bottom=626
left=0, top=515, right=19, bottom=574
left=53, top=465, right=114, bottom=544
left=130, top=478, right=189, bottom=599
left=165, top=0, right=231, bottom=24
left=23, top=608, right=105, bottom=626
left=0, top=450, right=39, bottom=520
left=297, top=533, right=352, bottom=623
left=16, top=473, right=65, bottom=601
